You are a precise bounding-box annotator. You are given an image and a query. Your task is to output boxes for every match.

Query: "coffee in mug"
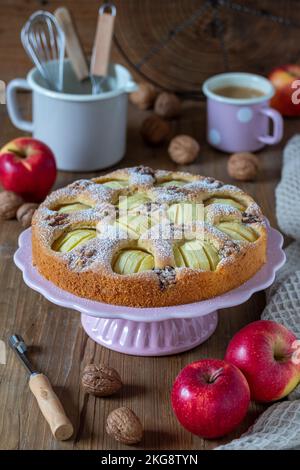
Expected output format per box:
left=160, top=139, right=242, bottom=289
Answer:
left=213, top=86, right=265, bottom=100
left=202, top=73, right=284, bottom=153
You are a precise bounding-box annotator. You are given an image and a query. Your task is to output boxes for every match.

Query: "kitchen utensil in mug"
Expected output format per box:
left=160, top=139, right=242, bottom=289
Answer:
left=90, top=3, right=116, bottom=94
left=9, top=334, right=73, bottom=441
left=6, top=60, right=137, bottom=171
left=54, top=6, right=89, bottom=82
left=21, top=10, right=65, bottom=92
left=202, top=73, right=284, bottom=153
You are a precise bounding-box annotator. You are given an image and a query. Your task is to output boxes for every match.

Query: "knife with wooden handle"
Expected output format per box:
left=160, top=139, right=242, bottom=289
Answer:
left=9, top=334, right=73, bottom=441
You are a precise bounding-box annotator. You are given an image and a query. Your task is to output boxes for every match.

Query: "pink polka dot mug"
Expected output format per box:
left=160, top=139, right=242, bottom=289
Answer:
left=202, top=73, right=283, bottom=153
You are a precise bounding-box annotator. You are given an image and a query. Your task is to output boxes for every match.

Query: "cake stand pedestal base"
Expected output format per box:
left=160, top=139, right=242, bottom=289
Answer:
left=81, top=311, right=218, bottom=356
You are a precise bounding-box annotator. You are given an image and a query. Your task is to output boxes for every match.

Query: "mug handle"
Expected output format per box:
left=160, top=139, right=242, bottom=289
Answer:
left=6, top=79, right=34, bottom=133
left=258, top=107, right=283, bottom=145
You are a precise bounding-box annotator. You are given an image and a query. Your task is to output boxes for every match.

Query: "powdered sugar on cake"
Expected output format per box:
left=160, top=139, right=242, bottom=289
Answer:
left=32, top=166, right=265, bottom=276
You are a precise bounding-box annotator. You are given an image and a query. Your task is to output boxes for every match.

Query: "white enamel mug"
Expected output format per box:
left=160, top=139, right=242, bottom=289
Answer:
left=6, top=60, right=137, bottom=171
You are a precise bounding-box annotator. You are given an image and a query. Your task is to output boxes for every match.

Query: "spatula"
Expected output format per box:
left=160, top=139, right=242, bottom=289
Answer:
left=54, top=6, right=89, bottom=82
left=90, top=3, right=116, bottom=94
left=9, top=334, right=74, bottom=441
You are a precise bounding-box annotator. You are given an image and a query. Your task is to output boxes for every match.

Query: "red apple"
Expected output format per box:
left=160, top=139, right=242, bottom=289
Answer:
left=269, top=64, right=300, bottom=116
left=0, top=137, right=57, bottom=202
left=225, top=320, right=300, bottom=403
left=171, top=359, right=250, bottom=439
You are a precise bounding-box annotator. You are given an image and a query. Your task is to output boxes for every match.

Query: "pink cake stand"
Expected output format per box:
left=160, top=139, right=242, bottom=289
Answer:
left=14, top=223, right=285, bottom=356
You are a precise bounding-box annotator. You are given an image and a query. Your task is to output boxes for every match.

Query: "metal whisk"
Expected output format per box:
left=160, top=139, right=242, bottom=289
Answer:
left=21, top=10, right=65, bottom=92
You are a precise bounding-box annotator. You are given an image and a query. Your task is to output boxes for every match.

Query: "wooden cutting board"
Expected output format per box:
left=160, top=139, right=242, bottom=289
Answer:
left=114, top=0, right=300, bottom=97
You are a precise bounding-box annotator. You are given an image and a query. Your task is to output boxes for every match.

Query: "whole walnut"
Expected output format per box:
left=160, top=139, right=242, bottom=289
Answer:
left=141, top=114, right=171, bottom=146
left=227, top=152, right=259, bottom=181
left=81, top=363, right=122, bottom=397
left=0, top=191, right=23, bottom=220
left=168, top=135, right=200, bottom=165
left=130, top=82, right=158, bottom=110
left=154, top=92, right=181, bottom=119
left=106, top=407, right=143, bottom=445
left=17, top=203, right=38, bottom=228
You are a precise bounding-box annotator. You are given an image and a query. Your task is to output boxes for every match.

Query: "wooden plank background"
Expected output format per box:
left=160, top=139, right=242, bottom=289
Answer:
left=0, top=0, right=295, bottom=450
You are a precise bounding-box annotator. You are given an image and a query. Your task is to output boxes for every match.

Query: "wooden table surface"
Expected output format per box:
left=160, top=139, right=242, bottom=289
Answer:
left=0, top=0, right=296, bottom=451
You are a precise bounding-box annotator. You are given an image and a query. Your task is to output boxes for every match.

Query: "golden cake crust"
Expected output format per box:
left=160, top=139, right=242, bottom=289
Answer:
left=32, top=167, right=267, bottom=308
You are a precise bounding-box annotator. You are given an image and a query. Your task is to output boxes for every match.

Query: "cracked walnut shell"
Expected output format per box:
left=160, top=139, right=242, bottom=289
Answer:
left=81, top=363, right=122, bottom=397
left=168, top=135, right=200, bottom=164
left=106, top=407, right=143, bottom=445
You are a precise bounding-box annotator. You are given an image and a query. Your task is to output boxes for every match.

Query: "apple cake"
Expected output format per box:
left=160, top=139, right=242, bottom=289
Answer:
left=32, top=166, right=267, bottom=308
